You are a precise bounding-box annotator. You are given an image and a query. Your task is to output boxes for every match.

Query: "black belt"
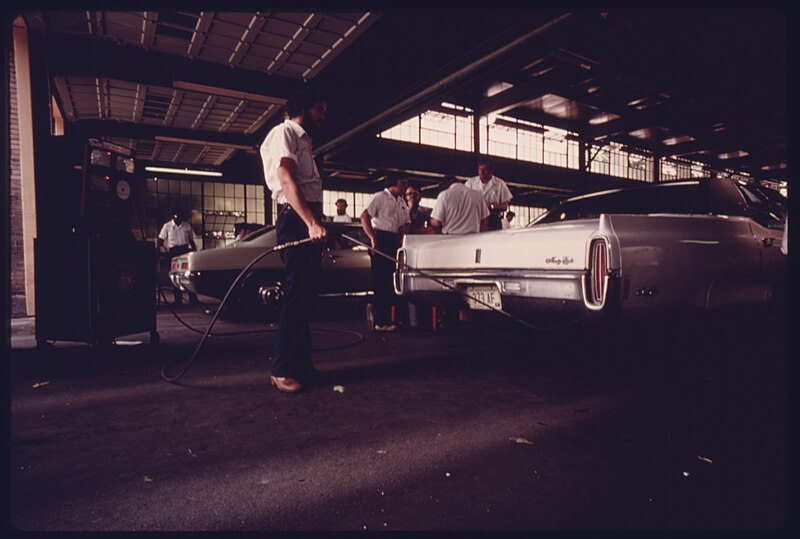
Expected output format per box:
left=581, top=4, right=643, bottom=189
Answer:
left=277, top=202, right=323, bottom=216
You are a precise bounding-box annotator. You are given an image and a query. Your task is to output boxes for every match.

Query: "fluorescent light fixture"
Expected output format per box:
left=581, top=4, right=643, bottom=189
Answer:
left=485, top=82, right=514, bottom=98
left=145, top=166, right=223, bottom=177
left=589, top=112, right=620, bottom=125
left=760, top=163, right=787, bottom=171
left=718, top=151, right=749, bottom=160
left=663, top=135, right=695, bottom=146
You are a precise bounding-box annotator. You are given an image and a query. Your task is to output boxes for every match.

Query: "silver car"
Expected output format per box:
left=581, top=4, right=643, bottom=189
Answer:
left=169, top=222, right=373, bottom=313
left=395, top=179, right=787, bottom=324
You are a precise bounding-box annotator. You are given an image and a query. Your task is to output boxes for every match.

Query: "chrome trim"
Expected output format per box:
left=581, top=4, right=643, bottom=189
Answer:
left=318, top=291, right=374, bottom=298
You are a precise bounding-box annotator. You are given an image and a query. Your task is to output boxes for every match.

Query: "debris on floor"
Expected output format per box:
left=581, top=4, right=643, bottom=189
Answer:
left=333, top=385, right=345, bottom=393
left=509, top=436, right=535, bottom=445
left=696, top=455, right=714, bottom=464
left=32, top=381, right=50, bottom=389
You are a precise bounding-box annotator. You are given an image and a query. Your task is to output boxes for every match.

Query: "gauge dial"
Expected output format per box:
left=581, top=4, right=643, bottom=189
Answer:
left=115, top=179, right=131, bottom=200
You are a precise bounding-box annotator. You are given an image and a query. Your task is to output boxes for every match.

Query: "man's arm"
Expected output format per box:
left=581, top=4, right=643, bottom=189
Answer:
left=492, top=180, right=513, bottom=212
left=360, top=209, right=377, bottom=249
left=429, top=218, right=443, bottom=234
left=277, top=157, right=326, bottom=243
left=157, top=225, right=167, bottom=251
left=479, top=217, right=489, bottom=232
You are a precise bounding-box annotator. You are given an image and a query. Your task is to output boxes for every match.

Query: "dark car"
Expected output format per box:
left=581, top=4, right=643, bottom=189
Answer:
left=169, top=222, right=373, bottom=314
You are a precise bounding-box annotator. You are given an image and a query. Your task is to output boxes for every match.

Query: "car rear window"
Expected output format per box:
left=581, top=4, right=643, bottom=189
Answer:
left=534, top=181, right=708, bottom=224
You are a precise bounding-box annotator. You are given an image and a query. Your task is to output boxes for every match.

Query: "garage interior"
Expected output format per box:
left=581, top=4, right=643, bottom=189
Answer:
left=4, top=8, right=793, bottom=532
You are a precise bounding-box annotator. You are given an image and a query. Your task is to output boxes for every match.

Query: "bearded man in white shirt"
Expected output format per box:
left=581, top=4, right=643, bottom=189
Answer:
left=259, top=93, right=328, bottom=394
left=332, top=198, right=352, bottom=222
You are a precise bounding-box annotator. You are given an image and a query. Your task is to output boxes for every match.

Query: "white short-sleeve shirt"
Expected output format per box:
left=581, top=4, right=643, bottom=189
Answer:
left=158, top=220, right=194, bottom=249
left=465, top=175, right=513, bottom=206
left=260, top=119, right=322, bottom=205
left=431, top=182, right=489, bottom=235
left=365, top=189, right=410, bottom=233
left=781, top=216, right=788, bottom=255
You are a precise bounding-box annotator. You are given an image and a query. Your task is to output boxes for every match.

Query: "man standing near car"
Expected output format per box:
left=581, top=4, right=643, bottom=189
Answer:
left=260, top=93, right=328, bottom=394
left=430, top=175, right=489, bottom=235
left=361, top=175, right=410, bottom=332
left=405, top=185, right=433, bottom=234
left=158, top=209, right=199, bottom=305
left=430, top=175, right=489, bottom=329
left=466, top=156, right=513, bottom=231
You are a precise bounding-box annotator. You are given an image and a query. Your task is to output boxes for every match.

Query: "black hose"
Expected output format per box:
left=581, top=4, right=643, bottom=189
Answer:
left=162, top=229, right=555, bottom=385
left=161, top=238, right=311, bottom=383
left=160, top=237, right=368, bottom=384
left=341, top=234, right=558, bottom=332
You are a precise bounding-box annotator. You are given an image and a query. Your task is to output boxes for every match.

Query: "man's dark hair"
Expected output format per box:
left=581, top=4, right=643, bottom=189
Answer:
left=438, top=175, right=457, bottom=192
left=506, top=211, right=515, bottom=218
left=477, top=156, right=494, bottom=170
left=335, top=198, right=347, bottom=205
left=285, top=91, right=324, bottom=118
left=383, top=173, right=405, bottom=189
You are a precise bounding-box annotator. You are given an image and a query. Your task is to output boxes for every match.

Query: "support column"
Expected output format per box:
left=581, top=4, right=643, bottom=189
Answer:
left=472, top=107, right=481, bottom=157
left=12, top=17, right=38, bottom=316
left=653, top=153, right=661, bottom=183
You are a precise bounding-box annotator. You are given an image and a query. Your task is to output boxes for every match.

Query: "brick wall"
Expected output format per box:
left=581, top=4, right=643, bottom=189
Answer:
left=9, top=48, right=27, bottom=317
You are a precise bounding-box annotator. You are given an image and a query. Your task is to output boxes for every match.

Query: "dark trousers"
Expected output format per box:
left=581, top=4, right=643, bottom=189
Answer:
left=371, top=230, right=402, bottom=326
left=488, top=210, right=504, bottom=231
left=169, top=245, right=198, bottom=304
left=271, top=203, right=323, bottom=379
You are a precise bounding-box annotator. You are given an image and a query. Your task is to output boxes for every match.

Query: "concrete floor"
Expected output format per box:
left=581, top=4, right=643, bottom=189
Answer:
left=7, top=299, right=793, bottom=532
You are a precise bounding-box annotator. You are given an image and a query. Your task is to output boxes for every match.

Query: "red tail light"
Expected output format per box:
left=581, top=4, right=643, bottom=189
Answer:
left=181, top=262, right=189, bottom=270
left=589, top=239, right=607, bottom=305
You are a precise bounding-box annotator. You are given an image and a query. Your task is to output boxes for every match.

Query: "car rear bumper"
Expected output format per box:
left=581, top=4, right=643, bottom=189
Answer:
left=168, top=270, right=200, bottom=294
left=394, top=268, right=619, bottom=320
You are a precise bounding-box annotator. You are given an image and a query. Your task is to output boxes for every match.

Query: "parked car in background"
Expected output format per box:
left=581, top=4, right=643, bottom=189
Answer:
left=395, top=179, right=787, bottom=325
left=169, top=222, right=373, bottom=314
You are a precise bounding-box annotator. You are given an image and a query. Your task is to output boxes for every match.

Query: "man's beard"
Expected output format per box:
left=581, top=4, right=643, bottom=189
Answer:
left=305, top=121, right=323, bottom=139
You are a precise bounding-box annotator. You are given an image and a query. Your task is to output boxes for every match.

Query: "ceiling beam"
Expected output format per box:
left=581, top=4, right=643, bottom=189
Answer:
left=313, top=11, right=574, bottom=159
left=41, top=33, right=304, bottom=104
left=476, top=68, right=574, bottom=117
left=329, top=138, right=640, bottom=195
left=68, top=120, right=254, bottom=148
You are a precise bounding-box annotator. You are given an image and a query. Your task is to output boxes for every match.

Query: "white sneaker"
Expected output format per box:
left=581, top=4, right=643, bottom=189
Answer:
left=366, top=303, right=376, bottom=329
left=373, top=324, right=397, bottom=332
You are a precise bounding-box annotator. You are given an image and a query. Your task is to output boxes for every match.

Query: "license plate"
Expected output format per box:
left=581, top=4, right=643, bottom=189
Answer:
left=464, top=285, right=502, bottom=311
